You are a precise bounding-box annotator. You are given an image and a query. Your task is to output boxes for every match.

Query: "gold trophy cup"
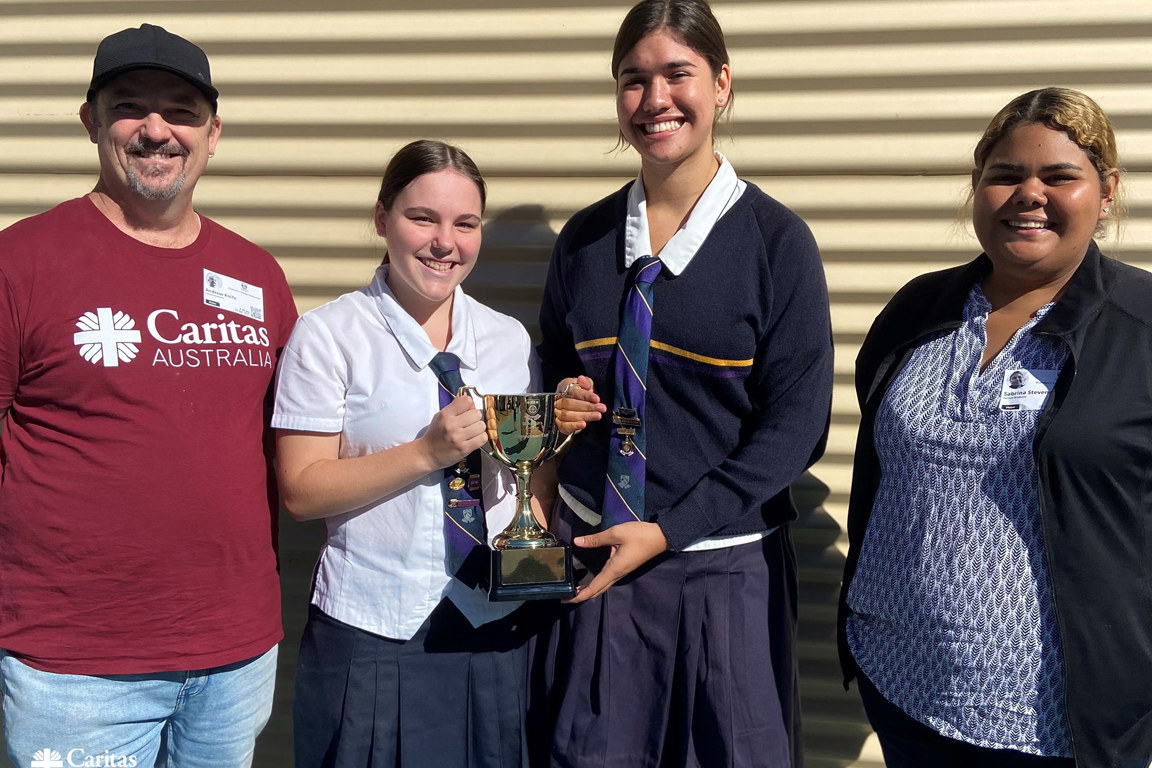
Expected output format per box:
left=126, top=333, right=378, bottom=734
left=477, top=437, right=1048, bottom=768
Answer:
left=460, top=388, right=576, bottom=601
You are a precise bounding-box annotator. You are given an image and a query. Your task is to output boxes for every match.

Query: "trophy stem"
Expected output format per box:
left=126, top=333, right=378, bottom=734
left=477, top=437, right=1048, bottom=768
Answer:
left=467, top=388, right=575, bottom=600
left=492, top=461, right=559, bottom=549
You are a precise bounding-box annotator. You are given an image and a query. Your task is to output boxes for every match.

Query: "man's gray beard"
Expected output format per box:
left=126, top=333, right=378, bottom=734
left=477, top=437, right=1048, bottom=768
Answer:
left=126, top=166, right=186, bottom=200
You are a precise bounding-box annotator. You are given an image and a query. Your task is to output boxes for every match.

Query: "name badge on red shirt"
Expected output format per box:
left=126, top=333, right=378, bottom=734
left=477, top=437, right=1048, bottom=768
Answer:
left=203, top=269, right=265, bottom=322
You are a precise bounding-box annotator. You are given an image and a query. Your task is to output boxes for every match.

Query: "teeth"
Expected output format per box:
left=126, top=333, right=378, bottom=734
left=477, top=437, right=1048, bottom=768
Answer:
left=420, top=259, right=452, bottom=272
left=643, top=120, right=683, bottom=134
left=1008, top=220, right=1048, bottom=229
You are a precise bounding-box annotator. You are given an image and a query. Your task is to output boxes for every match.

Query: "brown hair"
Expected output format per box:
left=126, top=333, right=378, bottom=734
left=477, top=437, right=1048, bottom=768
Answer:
left=611, top=0, right=732, bottom=147
left=376, top=140, right=486, bottom=263
left=378, top=139, right=486, bottom=213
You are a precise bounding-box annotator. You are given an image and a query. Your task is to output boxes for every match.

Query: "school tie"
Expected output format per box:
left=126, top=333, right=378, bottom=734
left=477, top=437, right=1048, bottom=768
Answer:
left=601, top=255, right=661, bottom=529
left=428, top=352, right=487, bottom=587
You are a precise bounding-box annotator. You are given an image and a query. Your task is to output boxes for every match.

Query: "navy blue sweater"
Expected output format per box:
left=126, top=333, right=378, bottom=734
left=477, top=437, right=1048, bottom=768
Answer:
left=539, top=182, right=833, bottom=551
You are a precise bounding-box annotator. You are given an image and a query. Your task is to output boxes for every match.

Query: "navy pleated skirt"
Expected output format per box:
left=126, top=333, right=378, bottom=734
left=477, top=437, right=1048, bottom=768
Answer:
left=527, top=503, right=800, bottom=768
left=294, top=599, right=532, bottom=768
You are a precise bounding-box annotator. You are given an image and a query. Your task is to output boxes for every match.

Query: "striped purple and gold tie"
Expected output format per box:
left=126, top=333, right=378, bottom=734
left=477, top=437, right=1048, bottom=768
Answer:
left=428, top=351, right=487, bottom=586
left=601, top=255, right=661, bottom=529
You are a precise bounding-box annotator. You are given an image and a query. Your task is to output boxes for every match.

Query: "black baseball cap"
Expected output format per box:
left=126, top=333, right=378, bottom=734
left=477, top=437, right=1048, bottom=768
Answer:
left=87, top=24, right=218, bottom=111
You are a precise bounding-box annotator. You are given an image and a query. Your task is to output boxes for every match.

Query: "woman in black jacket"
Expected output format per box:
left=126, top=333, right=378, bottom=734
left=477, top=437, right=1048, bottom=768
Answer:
left=840, top=88, right=1152, bottom=768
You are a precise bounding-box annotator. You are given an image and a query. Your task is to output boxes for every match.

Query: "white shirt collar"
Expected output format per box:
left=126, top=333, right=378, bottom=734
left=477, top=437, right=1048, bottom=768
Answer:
left=623, top=152, right=746, bottom=275
left=369, top=265, right=478, bottom=372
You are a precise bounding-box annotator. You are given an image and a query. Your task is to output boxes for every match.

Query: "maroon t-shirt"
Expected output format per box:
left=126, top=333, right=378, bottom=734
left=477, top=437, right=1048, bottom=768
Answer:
left=0, top=197, right=298, bottom=673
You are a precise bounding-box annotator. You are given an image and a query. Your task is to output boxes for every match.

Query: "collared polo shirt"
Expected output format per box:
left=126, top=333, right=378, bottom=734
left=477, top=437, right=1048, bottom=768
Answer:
left=272, top=266, right=539, bottom=639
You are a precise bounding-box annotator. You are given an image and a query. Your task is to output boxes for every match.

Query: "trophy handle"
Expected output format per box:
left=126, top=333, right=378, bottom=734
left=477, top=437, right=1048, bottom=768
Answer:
left=457, top=385, right=577, bottom=456
left=553, top=429, right=574, bottom=457
left=458, top=386, right=504, bottom=463
left=550, top=380, right=583, bottom=456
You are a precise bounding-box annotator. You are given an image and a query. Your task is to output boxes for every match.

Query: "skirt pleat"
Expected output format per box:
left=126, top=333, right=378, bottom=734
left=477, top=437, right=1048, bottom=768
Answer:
left=527, top=502, right=797, bottom=768
left=295, top=600, right=531, bottom=768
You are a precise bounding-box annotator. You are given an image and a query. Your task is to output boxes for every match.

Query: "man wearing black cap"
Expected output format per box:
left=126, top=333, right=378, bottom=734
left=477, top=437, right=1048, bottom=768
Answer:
left=0, top=24, right=296, bottom=766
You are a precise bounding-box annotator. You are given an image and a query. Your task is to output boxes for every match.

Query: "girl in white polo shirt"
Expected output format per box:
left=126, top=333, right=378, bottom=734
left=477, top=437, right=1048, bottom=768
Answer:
left=272, top=140, right=601, bottom=768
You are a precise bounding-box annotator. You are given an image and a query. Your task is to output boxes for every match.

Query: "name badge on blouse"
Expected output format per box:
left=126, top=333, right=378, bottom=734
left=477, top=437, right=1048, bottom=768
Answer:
left=999, top=368, right=1059, bottom=411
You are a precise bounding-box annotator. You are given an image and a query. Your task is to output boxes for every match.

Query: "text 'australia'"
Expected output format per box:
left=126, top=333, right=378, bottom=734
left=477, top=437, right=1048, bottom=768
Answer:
left=148, top=309, right=273, bottom=369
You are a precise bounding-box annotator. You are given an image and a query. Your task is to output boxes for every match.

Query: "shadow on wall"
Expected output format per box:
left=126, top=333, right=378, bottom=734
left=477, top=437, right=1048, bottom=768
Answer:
left=792, top=473, right=875, bottom=768
left=467, top=204, right=559, bottom=343
left=255, top=514, right=325, bottom=768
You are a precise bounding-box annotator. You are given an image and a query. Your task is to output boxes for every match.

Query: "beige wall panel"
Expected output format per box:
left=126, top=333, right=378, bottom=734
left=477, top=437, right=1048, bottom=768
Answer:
left=738, top=86, right=1152, bottom=123
left=23, top=129, right=1152, bottom=176
left=725, top=0, right=1152, bottom=30
left=14, top=87, right=1152, bottom=134
left=1, top=95, right=614, bottom=126
left=825, top=423, right=859, bottom=458
left=1, top=2, right=1150, bottom=767
left=733, top=40, right=1150, bottom=78
left=3, top=1, right=1149, bottom=38
left=0, top=8, right=626, bottom=43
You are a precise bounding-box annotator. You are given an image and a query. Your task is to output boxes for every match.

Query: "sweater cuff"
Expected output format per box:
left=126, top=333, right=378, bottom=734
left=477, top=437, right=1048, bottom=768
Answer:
left=654, top=496, right=716, bottom=552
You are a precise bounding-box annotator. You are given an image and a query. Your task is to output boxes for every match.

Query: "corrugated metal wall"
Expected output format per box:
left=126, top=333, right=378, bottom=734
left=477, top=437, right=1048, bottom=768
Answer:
left=2, top=2, right=1150, bottom=766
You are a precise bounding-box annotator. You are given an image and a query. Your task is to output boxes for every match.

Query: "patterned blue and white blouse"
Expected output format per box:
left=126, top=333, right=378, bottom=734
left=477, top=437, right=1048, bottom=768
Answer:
left=847, top=284, right=1072, bottom=756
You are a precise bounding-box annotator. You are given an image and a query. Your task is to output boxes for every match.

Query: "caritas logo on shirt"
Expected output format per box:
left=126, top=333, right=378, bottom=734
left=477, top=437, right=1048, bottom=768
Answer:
left=73, top=306, right=272, bottom=370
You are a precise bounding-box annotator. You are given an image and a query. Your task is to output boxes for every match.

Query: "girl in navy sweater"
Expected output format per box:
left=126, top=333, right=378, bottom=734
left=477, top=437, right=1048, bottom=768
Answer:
left=531, top=1, right=833, bottom=766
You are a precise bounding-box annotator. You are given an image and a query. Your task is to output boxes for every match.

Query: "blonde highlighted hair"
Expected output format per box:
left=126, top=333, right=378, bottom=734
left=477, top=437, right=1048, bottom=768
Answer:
left=969, top=87, right=1122, bottom=234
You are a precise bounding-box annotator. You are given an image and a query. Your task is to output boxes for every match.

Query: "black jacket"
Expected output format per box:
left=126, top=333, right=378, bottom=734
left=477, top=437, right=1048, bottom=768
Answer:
left=838, top=243, right=1152, bottom=768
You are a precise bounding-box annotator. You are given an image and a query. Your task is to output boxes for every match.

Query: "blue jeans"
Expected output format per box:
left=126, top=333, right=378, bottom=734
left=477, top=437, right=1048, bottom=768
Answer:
left=0, top=646, right=277, bottom=768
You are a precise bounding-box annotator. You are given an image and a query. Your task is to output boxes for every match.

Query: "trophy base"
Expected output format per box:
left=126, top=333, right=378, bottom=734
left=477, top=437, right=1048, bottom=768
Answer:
left=489, top=544, right=576, bottom=601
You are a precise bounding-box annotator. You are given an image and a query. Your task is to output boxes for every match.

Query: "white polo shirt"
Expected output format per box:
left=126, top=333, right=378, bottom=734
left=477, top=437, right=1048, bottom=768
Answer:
left=272, top=266, right=539, bottom=639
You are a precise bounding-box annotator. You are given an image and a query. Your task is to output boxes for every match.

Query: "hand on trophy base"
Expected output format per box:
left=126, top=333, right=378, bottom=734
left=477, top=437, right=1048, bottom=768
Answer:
left=490, top=544, right=576, bottom=602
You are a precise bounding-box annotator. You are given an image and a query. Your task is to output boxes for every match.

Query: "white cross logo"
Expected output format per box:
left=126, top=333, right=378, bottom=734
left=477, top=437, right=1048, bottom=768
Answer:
left=73, top=307, right=142, bottom=367
left=31, top=749, right=63, bottom=768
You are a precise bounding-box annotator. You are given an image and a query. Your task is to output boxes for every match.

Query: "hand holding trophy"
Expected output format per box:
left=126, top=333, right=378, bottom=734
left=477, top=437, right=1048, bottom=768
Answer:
left=461, top=381, right=600, bottom=601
